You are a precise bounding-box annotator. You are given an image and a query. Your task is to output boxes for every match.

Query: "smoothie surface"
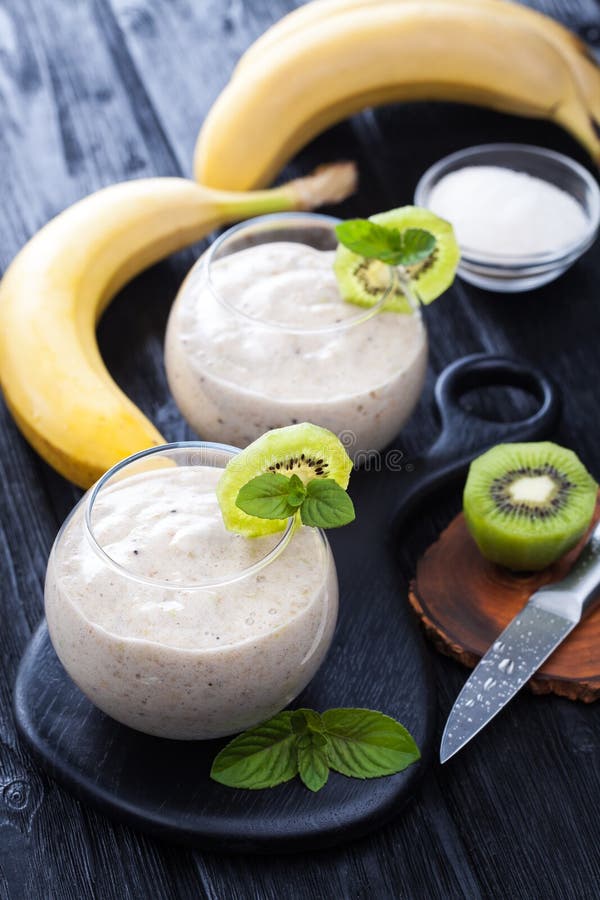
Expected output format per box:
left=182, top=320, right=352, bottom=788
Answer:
left=54, top=466, right=327, bottom=650
left=166, top=241, right=428, bottom=452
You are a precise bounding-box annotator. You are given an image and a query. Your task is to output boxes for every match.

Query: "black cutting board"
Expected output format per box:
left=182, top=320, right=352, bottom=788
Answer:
left=13, top=464, right=436, bottom=852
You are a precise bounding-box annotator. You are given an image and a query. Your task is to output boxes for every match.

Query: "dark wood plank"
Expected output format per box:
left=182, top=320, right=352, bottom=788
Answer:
left=1, top=0, right=600, bottom=897
left=0, top=1, right=203, bottom=897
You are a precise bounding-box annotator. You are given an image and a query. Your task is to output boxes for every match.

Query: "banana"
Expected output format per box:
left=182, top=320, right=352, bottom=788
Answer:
left=0, top=164, right=356, bottom=488
left=194, top=1, right=600, bottom=190
left=235, top=0, right=600, bottom=121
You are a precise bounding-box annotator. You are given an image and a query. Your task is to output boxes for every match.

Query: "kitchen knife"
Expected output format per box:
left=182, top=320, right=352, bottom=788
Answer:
left=440, top=520, right=600, bottom=763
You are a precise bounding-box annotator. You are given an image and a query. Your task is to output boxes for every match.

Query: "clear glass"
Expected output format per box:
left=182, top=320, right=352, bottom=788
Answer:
left=415, top=143, right=600, bottom=293
left=44, top=443, right=338, bottom=740
left=165, top=212, right=428, bottom=458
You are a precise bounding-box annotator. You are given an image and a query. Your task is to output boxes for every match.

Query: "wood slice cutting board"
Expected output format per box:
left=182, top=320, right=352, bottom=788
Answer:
left=409, top=499, right=600, bottom=702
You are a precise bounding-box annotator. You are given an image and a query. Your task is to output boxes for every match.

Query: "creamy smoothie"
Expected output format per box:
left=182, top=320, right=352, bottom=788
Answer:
left=45, top=462, right=337, bottom=740
left=165, top=236, right=428, bottom=456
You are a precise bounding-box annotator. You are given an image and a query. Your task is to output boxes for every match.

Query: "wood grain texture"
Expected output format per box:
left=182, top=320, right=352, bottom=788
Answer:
left=0, top=0, right=600, bottom=897
left=409, top=500, right=600, bottom=701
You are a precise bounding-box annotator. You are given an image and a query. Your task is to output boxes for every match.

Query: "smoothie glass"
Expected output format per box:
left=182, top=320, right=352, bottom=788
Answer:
left=45, top=443, right=338, bottom=740
left=165, top=213, right=428, bottom=458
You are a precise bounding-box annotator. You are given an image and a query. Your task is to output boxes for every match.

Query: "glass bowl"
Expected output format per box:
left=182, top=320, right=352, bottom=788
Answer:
left=45, top=442, right=338, bottom=740
left=414, top=144, right=600, bottom=293
left=164, top=212, right=428, bottom=459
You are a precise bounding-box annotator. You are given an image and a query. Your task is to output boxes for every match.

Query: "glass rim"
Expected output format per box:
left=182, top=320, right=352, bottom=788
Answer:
left=82, top=441, right=298, bottom=590
left=202, top=211, right=419, bottom=332
left=414, top=142, right=600, bottom=265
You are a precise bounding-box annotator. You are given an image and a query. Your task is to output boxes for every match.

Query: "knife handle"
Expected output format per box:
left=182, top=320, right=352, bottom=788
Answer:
left=532, top=521, right=600, bottom=623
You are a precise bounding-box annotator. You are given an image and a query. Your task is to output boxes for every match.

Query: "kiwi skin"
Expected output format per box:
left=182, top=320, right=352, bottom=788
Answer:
left=463, top=442, right=597, bottom=572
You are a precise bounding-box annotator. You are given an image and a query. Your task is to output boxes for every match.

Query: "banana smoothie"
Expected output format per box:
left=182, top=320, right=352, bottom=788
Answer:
left=45, top=457, right=338, bottom=740
left=165, top=219, right=428, bottom=456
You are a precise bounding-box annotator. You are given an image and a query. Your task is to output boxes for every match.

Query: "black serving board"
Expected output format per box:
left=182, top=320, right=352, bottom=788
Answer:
left=13, top=463, right=436, bottom=853
left=13, top=351, right=558, bottom=852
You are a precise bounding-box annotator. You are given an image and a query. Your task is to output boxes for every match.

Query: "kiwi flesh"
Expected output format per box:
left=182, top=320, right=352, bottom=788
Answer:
left=463, top=442, right=597, bottom=571
left=217, top=422, right=353, bottom=537
left=334, top=255, right=413, bottom=313
left=334, top=206, right=460, bottom=309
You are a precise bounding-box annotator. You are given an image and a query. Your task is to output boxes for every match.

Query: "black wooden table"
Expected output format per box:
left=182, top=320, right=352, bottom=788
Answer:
left=2, top=1, right=600, bottom=897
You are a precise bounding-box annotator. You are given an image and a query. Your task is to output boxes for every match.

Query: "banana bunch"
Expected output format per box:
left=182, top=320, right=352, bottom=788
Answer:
left=194, top=0, right=600, bottom=190
left=3, top=0, right=597, bottom=489
left=0, top=165, right=356, bottom=487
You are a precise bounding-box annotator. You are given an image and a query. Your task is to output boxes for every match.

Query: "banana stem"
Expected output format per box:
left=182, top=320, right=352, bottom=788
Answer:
left=213, top=161, right=358, bottom=220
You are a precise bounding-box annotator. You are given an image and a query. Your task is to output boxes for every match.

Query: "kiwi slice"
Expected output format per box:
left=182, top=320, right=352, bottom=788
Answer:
left=217, top=423, right=353, bottom=537
left=334, top=206, right=460, bottom=309
left=463, top=442, right=597, bottom=571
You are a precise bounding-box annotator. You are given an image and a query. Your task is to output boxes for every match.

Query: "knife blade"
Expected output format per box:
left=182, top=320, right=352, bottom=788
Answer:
left=440, top=520, right=600, bottom=763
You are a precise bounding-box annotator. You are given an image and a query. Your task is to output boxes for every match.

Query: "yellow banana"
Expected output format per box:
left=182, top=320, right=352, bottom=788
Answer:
left=194, top=1, right=600, bottom=190
left=235, top=0, right=600, bottom=122
left=0, top=165, right=356, bottom=488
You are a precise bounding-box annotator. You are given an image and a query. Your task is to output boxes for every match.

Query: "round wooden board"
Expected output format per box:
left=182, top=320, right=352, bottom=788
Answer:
left=409, top=498, right=600, bottom=702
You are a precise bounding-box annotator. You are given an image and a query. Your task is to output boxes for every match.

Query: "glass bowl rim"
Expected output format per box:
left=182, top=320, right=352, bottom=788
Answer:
left=200, top=211, right=420, bottom=332
left=414, top=142, right=600, bottom=267
left=81, top=441, right=299, bottom=590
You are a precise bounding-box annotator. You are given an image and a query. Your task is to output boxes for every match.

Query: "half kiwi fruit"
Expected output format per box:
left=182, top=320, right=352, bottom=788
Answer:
left=334, top=206, right=460, bottom=309
left=463, top=442, right=597, bottom=572
left=217, top=423, right=353, bottom=537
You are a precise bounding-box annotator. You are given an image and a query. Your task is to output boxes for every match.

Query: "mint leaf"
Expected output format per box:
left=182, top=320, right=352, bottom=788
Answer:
left=335, top=219, right=403, bottom=263
left=336, top=219, right=436, bottom=268
left=300, top=479, right=356, bottom=528
left=395, top=228, right=436, bottom=266
left=322, top=709, right=420, bottom=778
left=236, top=472, right=299, bottom=520
left=297, top=731, right=330, bottom=792
left=291, top=708, right=325, bottom=735
left=287, top=473, right=307, bottom=509
left=210, top=712, right=298, bottom=789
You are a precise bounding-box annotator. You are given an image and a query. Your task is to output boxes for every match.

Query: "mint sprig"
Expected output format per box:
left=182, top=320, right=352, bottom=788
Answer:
left=236, top=473, right=355, bottom=529
left=210, top=708, right=420, bottom=792
left=335, top=219, right=436, bottom=267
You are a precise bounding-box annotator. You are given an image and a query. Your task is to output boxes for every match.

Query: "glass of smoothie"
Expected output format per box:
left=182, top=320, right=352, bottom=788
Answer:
left=165, top=213, right=429, bottom=458
left=45, top=442, right=338, bottom=740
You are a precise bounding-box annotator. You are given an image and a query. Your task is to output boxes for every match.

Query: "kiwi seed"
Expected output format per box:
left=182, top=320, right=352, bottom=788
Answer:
left=267, top=455, right=329, bottom=477
left=489, top=465, right=573, bottom=519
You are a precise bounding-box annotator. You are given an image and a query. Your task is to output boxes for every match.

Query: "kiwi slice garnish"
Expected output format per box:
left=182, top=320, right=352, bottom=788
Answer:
left=217, top=423, right=353, bottom=537
left=334, top=206, right=460, bottom=309
left=463, top=442, right=597, bottom=572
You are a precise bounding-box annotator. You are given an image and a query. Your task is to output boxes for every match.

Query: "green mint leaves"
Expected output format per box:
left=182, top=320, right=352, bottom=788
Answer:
left=236, top=473, right=355, bottom=529
left=335, top=219, right=436, bottom=267
left=293, top=710, right=330, bottom=791
left=321, top=709, right=421, bottom=777
left=235, top=472, right=302, bottom=520
left=298, top=478, right=355, bottom=527
left=210, top=712, right=298, bottom=790
left=210, top=708, right=420, bottom=793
